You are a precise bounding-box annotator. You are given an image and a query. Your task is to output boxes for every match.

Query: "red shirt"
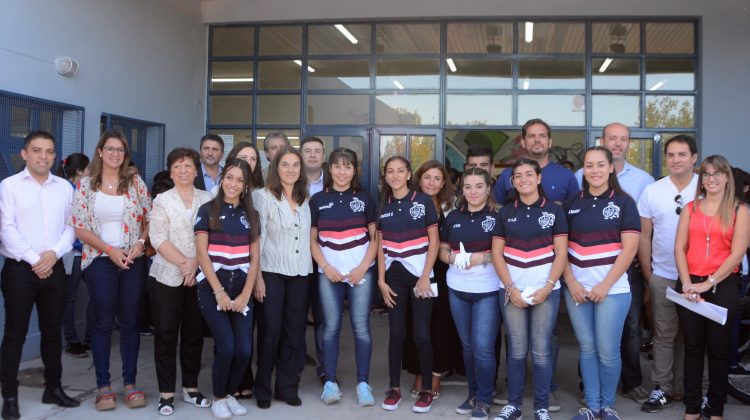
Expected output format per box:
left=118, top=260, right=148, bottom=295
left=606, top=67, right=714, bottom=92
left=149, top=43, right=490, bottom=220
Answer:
left=686, top=201, right=736, bottom=276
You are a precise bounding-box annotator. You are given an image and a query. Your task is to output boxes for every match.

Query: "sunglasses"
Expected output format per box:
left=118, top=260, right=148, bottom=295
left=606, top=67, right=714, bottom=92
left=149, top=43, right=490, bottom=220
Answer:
left=674, top=194, right=683, bottom=215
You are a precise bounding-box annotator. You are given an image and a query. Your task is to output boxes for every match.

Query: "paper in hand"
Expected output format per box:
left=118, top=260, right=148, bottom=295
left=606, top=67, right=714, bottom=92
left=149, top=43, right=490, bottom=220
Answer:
left=665, top=288, right=727, bottom=325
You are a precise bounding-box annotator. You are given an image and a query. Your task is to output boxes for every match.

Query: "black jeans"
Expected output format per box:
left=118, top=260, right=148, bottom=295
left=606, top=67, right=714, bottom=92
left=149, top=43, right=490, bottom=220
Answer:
left=620, top=263, right=643, bottom=392
left=254, top=271, right=309, bottom=401
left=385, top=261, right=433, bottom=390
left=196, top=269, right=253, bottom=398
left=149, top=276, right=204, bottom=393
left=296, top=266, right=325, bottom=379
left=0, top=259, right=65, bottom=398
left=676, top=274, right=740, bottom=417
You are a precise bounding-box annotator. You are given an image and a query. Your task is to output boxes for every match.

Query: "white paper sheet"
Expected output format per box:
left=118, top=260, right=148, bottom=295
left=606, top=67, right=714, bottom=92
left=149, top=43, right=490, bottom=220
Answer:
left=666, top=287, right=728, bottom=325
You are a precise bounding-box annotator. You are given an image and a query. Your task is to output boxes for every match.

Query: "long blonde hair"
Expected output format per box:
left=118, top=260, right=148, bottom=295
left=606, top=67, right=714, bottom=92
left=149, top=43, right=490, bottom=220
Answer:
left=694, top=155, right=737, bottom=232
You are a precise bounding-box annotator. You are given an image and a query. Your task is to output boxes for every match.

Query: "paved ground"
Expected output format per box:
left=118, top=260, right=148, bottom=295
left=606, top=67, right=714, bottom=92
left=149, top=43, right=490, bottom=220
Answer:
left=11, top=312, right=750, bottom=419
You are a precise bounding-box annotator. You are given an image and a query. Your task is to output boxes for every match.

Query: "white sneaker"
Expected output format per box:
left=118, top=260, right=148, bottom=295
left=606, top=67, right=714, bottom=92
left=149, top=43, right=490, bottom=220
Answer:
left=225, top=395, right=247, bottom=415
left=548, top=391, right=561, bottom=412
left=211, top=399, right=232, bottom=419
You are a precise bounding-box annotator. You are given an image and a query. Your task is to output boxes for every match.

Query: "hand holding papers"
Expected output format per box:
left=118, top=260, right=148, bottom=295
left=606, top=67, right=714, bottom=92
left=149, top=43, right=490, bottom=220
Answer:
left=666, top=287, right=728, bottom=325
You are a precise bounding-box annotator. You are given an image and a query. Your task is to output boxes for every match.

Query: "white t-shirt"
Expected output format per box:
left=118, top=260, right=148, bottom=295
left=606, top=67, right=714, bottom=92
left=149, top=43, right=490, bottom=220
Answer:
left=95, top=192, right=125, bottom=247
left=637, top=174, right=699, bottom=279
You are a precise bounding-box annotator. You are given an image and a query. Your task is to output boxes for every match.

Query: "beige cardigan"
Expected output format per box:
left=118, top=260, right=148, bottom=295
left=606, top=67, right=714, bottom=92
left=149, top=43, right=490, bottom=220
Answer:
left=148, top=187, right=213, bottom=287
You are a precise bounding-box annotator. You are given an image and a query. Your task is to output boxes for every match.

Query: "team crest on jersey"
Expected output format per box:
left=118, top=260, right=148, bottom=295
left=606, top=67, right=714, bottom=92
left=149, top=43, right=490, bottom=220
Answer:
left=602, top=201, right=620, bottom=220
left=409, top=202, right=426, bottom=220
left=538, top=211, right=555, bottom=229
left=350, top=197, right=365, bottom=213
left=240, top=215, right=250, bottom=229
left=481, top=216, right=496, bottom=233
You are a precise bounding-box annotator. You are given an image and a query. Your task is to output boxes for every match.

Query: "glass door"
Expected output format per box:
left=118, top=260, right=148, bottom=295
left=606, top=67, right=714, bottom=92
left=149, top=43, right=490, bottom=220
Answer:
left=589, top=130, right=663, bottom=179
left=374, top=127, right=441, bottom=198
left=301, top=127, right=371, bottom=192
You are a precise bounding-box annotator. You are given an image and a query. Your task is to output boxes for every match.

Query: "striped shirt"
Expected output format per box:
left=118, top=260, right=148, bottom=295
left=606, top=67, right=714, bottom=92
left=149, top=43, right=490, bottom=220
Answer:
left=310, top=188, right=376, bottom=274
left=253, top=187, right=313, bottom=276
left=494, top=198, right=568, bottom=291
left=193, top=201, right=255, bottom=282
left=440, top=206, right=502, bottom=293
left=378, top=191, right=439, bottom=278
left=565, top=188, right=640, bottom=295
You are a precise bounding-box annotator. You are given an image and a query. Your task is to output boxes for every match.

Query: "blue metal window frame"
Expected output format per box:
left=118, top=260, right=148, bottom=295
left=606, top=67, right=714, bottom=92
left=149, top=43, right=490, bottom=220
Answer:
left=101, top=113, right=165, bottom=187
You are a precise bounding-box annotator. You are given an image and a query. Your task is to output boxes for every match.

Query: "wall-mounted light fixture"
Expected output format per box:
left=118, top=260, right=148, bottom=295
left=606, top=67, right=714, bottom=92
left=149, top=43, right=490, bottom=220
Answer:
left=55, top=56, right=79, bottom=77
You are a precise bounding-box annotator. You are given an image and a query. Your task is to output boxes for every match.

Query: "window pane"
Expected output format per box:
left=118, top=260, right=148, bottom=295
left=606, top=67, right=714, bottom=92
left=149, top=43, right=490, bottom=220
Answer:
left=410, top=135, right=436, bottom=169
left=646, top=22, right=694, bottom=54
left=447, top=95, right=512, bottom=126
left=592, top=95, right=640, bottom=127
left=209, top=95, right=252, bottom=125
left=518, top=22, right=585, bottom=53
left=447, top=22, right=513, bottom=54
left=518, top=95, right=585, bottom=126
left=259, top=25, right=302, bottom=56
left=212, top=26, right=254, bottom=57
left=646, top=95, right=695, bottom=128
left=308, top=60, right=370, bottom=90
left=376, top=94, right=439, bottom=125
left=549, top=131, right=587, bottom=170
left=11, top=106, right=29, bottom=137
left=207, top=129, right=254, bottom=148
left=376, top=59, right=439, bottom=89
left=258, top=61, right=301, bottom=90
left=376, top=23, right=439, bottom=54
left=646, top=59, right=695, bottom=91
left=309, top=24, right=371, bottom=55
left=307, top=95, right=370, bottom=125
left=446, top=59, right=512, bottom=89
left=592, top=22, right=640, bottom=53
left=210, top=61, right=254, bottom=90
left=257, top=95, right=300, bottom=124
left=592, top=58, right=639, bottom=90
left=380, top=135, right=406, bottom=169
left=519, top=59, right=584, bottom=89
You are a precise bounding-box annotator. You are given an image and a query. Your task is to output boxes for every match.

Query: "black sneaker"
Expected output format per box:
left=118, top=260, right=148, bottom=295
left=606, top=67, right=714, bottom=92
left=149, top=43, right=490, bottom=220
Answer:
left=641, top=387, right=672, bottom=413
left=65, top=342, right=88, bottom=358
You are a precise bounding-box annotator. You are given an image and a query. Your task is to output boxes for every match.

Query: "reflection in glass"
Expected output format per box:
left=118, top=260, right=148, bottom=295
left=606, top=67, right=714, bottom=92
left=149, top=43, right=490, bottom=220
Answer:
left=446, top=95, right=512, bottom=126
left=380, top=135, right=406, bottom=170
left=309, top=24, right=371, bottom=55
left=446, top=59, right=512, bottom=89
left=410, top=136, right=436, bottom=170
left=447, top=22, right=513, bottom=54
left=259, top=25, right=302, bottom=56
left=375, top=95, right=439, bottom=125
left=211, top=62, right=254, bottom=90
left=646, top=95, right=694, bottom=128
left=592, top=95, right=640, bottom=127
left=308, top=60, right=370, bottom=90
left=307, top=95, right=370, bottom=125
left=646, top=22, right=694, bottom=54
left=592, top=23, right=640, bottom=53
left=257, top=95, right=301, bottom=124
left=258, top=61, right=301, bottom=90
left=376, top=23, right=439, bottom=54
left=209, top=95, right=252, bottom=125
left=646, top=59, right=694, bottom=91
left=376, top=60, right=440, bottom=89
left=212, top=26, right=254, bottom=57
left=519, top=59, right=584, bottom=89
left=518, top=22, right=585, bottom=53
left=518, top=95, right=585, bottom=126
left=626, top=139, right=654, bottom=174
left=592, top=58, right=639, bottom=90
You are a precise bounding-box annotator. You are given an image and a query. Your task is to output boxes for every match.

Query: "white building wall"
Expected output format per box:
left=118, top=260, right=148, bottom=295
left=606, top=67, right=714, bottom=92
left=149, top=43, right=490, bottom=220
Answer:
left=202, top=0, right=750, bottom=170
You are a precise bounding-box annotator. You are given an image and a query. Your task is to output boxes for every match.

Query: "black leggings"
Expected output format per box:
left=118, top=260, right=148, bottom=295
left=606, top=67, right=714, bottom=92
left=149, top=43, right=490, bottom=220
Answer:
left=676, top=273, right=740, bottom=417
left=385, top=262, right=433, bottom=390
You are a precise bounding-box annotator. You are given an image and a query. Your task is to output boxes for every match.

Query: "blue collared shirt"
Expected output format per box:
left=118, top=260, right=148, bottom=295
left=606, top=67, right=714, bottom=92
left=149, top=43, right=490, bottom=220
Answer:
left=201, top=163, right=222, bottom=192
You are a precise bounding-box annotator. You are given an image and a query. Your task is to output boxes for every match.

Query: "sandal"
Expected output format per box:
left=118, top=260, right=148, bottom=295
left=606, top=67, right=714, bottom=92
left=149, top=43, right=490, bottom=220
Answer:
left=124, top=388, right=147, bottom=409
left=183, top=388, right=211, bottom=408
left=237, top=389, right=253, bottom=399
left=95, top=389, right=116, bottom=411
left=410, top=388, right=419, bottom=398
left=431, top=390, right=441, bottom=400
left=157, top=397, right=174, bottom=416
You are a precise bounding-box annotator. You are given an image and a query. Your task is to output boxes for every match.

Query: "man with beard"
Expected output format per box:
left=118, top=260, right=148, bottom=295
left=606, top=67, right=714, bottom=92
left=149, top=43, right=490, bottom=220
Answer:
left=194, top=134, right=224, bottom=191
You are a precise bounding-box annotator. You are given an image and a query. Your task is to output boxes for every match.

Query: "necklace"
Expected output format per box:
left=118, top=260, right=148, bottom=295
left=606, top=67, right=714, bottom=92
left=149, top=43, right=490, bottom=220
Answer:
left=701, top=208, right=716, bottom=257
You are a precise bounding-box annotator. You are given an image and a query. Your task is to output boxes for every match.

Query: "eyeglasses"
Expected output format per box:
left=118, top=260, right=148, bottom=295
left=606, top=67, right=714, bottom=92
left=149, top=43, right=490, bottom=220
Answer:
left=674, top=194, right=683, bottom=215
left=702, top=171, right=724, bottom=180
left=102, top=146, right=126, bottom=154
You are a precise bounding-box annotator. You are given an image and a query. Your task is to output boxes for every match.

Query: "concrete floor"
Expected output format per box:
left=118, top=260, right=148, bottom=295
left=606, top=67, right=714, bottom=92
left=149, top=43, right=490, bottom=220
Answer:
left=11, top=312, right=750, bottom=419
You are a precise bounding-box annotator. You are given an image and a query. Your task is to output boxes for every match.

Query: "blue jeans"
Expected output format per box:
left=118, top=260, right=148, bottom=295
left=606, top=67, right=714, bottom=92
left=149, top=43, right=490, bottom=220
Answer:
left=503, top=288, right=560, bottom=410
left=449, top=288, right=502, bottom=404
left=319, top=267, right=375, bottom=383
left=84, top=256, right=146, bottom=388
left=197, top=269, right=253, bottom=398
left=564, top=289, right=631, bottom=411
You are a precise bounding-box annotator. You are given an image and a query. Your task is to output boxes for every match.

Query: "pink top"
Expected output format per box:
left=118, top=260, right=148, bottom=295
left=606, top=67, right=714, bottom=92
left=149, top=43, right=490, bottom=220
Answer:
left=686, top=201, right=735, bottom=276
